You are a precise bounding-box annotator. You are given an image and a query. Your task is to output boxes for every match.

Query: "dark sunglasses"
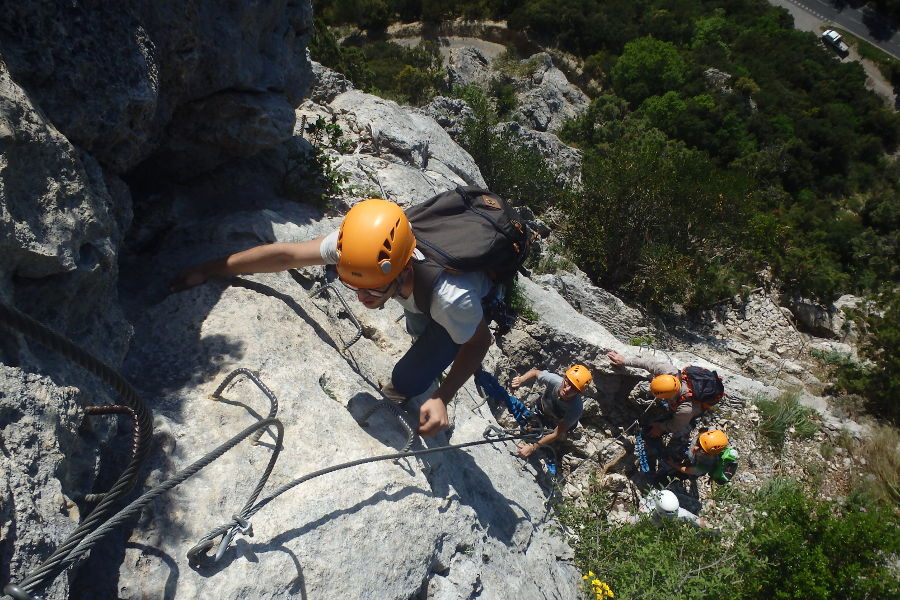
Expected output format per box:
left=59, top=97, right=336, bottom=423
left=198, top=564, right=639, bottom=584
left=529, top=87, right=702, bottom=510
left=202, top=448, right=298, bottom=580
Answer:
left=340, top=279, right=395, bottom=297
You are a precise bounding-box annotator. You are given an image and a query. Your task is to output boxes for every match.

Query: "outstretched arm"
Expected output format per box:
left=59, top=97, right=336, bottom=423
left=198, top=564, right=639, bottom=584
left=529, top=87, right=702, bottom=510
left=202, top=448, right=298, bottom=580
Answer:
left=510, top=368, right=542, bottom=389
left=169, top=238, right=328, bottom=292
left=417, top=319, right=493, bottom=437
left=517, top=422, right=570, bottom=458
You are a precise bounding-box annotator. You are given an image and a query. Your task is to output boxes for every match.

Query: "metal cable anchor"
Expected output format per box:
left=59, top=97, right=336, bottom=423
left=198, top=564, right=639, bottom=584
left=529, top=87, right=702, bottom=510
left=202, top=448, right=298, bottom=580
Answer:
left=308, top=281, right=363, bottom=350
left=209, top=368, right=278, bottom=445
left=213, top=514, right=254, bottom=562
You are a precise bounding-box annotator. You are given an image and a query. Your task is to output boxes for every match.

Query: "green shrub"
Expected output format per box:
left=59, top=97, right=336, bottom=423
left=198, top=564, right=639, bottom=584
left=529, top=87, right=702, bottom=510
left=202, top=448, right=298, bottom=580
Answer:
left=558, top=481, right=744, bottom=600
left=508, top=278, right=539, bottom=322
left=737, top=480, right=900, bottom=600
left=451, top=85, right=575, bottom=214
left=280, top=116, right=351, bottom=209
left=754, top=391, right=819, bottom=450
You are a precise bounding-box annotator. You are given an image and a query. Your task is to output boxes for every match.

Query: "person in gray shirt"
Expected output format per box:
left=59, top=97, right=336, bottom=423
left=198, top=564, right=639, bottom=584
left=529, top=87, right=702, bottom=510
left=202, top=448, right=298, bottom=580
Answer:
left=607, top=350, right=704, bottom=438
left=509, top=364, right=592, bottom=458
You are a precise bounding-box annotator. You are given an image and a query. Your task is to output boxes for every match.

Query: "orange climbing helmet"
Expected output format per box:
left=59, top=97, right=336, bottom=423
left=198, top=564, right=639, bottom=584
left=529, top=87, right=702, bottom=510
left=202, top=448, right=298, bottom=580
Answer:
left=565, top=364, right=592, bottom=391
left=336, top=199, right=417, bottom=289
left=650, top=374, right=681, bottom=400
left=698, top=430, right=729, bottom=455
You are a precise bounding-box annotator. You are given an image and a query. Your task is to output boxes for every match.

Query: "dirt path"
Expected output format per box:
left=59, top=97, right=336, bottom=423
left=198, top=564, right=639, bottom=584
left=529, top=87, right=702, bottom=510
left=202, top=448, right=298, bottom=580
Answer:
left=768, top=0, right=897, bottom=109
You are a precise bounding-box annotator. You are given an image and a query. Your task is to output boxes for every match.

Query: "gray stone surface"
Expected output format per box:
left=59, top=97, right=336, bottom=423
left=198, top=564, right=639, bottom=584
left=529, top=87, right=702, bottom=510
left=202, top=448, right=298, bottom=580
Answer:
left=106, top=207, right=580, bottom=600
left=0, top=366, right=92, bottom=600
left=0, top=0, right=314, bottom=175
left=0, top=59, right=132, bottom=367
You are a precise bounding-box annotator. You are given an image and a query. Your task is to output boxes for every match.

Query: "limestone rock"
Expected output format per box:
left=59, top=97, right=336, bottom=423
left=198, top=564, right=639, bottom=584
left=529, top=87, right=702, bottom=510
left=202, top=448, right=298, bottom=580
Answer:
left=0, top=0, right=314, bottom=175
left=0, top=366, right=94, bottom=600
left=0, top=59, right=132, bottom=367
left=512, top=53, right=590, bottom=133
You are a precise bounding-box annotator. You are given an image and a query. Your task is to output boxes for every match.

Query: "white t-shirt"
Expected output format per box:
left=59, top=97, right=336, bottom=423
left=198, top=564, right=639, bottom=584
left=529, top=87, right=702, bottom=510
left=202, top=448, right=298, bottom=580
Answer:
left=319, top=230, right=494, bottom=344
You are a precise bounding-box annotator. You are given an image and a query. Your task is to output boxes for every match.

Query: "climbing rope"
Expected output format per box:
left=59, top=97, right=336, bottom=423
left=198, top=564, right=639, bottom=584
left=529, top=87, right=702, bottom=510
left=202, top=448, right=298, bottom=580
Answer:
left=634, top=429, right=650, bottom=473
left=0, top=302, right=153, bottom=598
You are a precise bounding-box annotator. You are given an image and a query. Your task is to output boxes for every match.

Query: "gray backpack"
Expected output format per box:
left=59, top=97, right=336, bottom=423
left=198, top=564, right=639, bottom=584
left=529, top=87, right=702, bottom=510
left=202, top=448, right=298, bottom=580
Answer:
left=406, top=186, right=535, bottom=317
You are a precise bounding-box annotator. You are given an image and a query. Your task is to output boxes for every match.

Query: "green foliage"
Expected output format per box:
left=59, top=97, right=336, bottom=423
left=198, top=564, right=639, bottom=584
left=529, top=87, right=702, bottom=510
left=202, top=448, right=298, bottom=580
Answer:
left=561, top=116, right=761, bottom=311
left=754, top=391, right=819, bottom=450
left=611, top=36, right=688, bottom=105
left=558, top=480, right=745, bottom=600
left=858, top=425, right=900, bottom=505
left=280, top=116, right=351, bottom=209
left=507, top=278, right=539, bottom=322
left=561, top=476, right=900, bottom=600
left=451, top=85, right=574, bottom=214
left=310, top=20, right=443, bottom=106
left=309, top=18, right=375, bottom=90
left=629, top=334, right=654, bottom=347
left=359, top=40, right=443, bottom=105
left=738, top=480, right=900, bottom=600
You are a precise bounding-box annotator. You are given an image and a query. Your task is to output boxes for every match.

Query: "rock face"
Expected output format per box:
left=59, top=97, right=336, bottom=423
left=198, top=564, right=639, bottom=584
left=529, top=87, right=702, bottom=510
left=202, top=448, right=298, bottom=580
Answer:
left=1, top=2, right=314, bottom=599
left=99, top=205, right=581, bottom=600
left=0, top=8, right=876, bottom=600
left=0, top=0, right=313, bottom=176
left=446, top=48, right=590, bottom=133
left=0, top=366, right=95, bottom=600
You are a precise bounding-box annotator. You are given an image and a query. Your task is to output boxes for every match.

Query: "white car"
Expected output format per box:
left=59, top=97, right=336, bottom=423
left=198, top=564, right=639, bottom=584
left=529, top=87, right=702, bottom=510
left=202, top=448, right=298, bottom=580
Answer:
left=821, top=29, right=850, bottom=57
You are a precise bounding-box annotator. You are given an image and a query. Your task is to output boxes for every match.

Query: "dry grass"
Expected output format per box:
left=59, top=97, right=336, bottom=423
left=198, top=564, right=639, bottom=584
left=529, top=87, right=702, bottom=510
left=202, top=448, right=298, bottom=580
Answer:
left=858, top=424, right=900, bottom=506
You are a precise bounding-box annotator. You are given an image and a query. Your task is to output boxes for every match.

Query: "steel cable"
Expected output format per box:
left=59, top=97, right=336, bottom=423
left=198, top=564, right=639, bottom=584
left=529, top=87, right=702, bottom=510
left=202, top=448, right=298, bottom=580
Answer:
left=189, top=427, right=545, bottom=566
left=0, top=302, right=154, bottom=596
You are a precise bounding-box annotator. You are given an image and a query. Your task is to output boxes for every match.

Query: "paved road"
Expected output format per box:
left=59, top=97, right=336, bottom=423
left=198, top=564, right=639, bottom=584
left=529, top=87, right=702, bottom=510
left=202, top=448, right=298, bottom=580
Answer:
left=768, top=0, right=897, bottom=107
left=781, top=0, right=900, bottom=58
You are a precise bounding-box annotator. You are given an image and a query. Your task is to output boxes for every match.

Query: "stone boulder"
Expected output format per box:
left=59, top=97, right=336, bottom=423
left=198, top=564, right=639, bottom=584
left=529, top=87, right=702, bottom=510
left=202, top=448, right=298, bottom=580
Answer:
left=0, top=59, right=132, bottom=366
left=512, top=53, right=590, bottom=133
left=0, top=0, right=313, bottom=175
left=90, top=201, right=581, bottom=600
left=444, top=49, right=589, bottom=134
left=786, top=294, right=864, bottom=341
left=0, top=366, right=98, bottom=600
left=492, top=122, right=583, bottom=188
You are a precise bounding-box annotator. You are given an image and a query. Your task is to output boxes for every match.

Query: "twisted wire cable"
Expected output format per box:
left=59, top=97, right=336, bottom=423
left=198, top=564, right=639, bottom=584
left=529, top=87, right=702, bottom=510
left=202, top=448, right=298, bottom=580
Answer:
left=209, top=368, right=279, bottom=445
left=189, top=427, right=544, bottom=566
left=3, top=418, right=283, bottom=600
left=0, top=302, right=154, bottom=596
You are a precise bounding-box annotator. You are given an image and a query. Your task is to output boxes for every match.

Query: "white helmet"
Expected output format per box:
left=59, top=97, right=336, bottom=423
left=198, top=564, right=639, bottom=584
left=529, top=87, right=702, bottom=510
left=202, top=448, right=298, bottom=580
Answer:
left=654, top=490, right=679, bottom=517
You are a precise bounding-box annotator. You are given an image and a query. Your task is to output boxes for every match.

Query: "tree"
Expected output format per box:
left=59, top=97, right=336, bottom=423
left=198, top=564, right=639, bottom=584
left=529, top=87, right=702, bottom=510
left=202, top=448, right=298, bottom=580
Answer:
left=611, top=36, right=688, bottom=105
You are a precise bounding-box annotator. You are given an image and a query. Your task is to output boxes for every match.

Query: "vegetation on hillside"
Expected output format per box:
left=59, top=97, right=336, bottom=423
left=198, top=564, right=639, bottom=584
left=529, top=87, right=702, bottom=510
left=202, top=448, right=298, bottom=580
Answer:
left=309, top=2, right=900, bottom=594
left=311, top=0, right=899, bottom=313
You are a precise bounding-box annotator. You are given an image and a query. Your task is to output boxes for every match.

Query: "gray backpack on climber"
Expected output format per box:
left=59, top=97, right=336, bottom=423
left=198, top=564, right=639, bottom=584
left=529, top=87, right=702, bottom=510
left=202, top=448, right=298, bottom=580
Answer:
left=406, top=186, right=536, bottom=328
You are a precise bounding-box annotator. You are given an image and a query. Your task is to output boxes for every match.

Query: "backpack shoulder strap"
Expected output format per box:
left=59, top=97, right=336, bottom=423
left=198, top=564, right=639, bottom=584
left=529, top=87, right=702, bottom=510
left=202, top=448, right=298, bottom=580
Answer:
left=411, top=258, right=444, bottom=316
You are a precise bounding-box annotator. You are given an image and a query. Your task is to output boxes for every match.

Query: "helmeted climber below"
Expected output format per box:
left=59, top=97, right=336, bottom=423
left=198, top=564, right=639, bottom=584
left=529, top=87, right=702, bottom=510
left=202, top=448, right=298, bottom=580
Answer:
left=630, top=489, right=707, bottom=527
left=663, top=429, right=739, bottom=484
left=170, top=198, right=496, bottom=437
left=507, top=364, right=592, bottom=459
left=606, top=350, right=725, bottom=439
